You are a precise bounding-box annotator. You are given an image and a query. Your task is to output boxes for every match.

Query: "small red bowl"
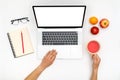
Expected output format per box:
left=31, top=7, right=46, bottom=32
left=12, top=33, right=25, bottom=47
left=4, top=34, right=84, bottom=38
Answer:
left=87, top=40, right=100, bottom=54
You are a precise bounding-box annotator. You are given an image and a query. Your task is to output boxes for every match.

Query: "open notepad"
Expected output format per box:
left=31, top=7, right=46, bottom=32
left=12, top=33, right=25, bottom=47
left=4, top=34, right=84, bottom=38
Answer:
left=7, top=27, right=34, bottom=58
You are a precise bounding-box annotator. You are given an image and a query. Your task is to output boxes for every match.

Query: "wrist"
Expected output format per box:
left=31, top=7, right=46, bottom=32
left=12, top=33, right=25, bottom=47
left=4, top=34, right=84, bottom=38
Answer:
left=38, top=64, right=46, bottom=71
left=93, top=68, right=98, bottom=72
left=92, top=65, right=99, bottom=70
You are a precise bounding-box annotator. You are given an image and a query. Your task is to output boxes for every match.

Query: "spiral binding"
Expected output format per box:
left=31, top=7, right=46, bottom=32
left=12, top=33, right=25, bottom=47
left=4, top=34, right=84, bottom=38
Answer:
left=7, top=33, right=16, bottom=57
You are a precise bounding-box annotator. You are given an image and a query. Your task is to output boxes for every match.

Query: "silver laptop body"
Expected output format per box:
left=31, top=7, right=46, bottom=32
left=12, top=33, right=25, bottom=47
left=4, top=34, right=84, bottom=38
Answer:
left=33, top=5, right=86, bottom=59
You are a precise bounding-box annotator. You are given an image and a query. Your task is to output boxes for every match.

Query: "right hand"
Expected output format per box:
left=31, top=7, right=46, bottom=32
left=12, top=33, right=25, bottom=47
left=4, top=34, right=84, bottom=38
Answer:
left=92, top=54, right=101, bottom=70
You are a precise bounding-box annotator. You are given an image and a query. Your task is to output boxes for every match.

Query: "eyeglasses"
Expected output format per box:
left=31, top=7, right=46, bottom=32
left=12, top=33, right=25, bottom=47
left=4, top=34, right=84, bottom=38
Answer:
left=11, top=17, right=29, bottom=25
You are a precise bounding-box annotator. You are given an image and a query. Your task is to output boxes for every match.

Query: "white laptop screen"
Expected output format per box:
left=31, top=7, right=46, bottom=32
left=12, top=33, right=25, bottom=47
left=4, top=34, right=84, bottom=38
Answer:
left=33, top=5, right=86, bottom=28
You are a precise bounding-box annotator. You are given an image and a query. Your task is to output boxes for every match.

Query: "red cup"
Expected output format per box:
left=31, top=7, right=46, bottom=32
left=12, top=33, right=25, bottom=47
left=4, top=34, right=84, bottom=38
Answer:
left=87, top=40, right=100, bottom=54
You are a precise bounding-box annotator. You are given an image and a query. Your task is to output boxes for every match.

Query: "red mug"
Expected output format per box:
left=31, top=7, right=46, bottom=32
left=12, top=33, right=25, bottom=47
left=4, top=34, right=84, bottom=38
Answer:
left=87, top=40, right=100, bottom=54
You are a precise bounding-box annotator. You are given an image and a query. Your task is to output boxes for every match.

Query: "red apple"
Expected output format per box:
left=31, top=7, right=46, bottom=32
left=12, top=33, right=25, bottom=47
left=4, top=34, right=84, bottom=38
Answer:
left=100, top=18, right=109, bottom=28
left=90, top=26, right=99, bottom=35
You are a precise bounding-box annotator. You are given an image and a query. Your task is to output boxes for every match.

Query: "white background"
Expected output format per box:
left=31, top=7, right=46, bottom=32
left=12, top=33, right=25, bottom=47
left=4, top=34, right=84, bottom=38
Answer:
left=0, top=0, right=120, bottom=80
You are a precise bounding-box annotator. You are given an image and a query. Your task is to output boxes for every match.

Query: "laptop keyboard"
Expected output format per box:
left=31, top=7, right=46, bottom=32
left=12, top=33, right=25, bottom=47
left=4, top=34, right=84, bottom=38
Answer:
left=42, top=31, right=78, bottom=45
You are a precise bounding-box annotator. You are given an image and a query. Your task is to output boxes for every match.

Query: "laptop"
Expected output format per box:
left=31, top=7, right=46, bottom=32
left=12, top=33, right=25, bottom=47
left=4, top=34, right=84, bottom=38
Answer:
left=32, top=5, right=86, bottom=59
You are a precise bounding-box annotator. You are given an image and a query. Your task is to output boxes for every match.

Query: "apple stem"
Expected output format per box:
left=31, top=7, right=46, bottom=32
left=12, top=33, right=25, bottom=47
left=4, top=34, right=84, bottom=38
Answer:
left=104, top=22, right=106, bottom=25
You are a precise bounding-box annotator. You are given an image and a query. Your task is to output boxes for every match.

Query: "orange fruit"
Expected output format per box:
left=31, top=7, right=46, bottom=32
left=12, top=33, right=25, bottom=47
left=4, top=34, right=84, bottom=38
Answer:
left=89, top=16, right=98, bottom=25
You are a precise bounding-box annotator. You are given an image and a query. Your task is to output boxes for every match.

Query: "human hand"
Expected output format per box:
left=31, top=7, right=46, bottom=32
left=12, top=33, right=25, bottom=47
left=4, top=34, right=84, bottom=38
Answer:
left=40, top=50, right=57, bottom=70
left=92, top=54, right=101, bottom=70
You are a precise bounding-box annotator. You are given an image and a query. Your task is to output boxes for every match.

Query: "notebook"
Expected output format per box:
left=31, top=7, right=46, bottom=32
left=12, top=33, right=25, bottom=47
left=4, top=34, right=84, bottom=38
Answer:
left=7, top=27, right=34, bottom=58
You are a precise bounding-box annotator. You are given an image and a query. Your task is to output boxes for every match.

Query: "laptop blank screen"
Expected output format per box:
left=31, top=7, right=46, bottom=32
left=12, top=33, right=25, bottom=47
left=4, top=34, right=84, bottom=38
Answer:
left=33, top=6, right=86, bottom=28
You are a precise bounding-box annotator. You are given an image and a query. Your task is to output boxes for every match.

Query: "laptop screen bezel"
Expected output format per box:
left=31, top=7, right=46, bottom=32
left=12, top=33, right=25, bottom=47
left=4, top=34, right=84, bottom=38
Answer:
left=32, top=5, right=86, bottom=28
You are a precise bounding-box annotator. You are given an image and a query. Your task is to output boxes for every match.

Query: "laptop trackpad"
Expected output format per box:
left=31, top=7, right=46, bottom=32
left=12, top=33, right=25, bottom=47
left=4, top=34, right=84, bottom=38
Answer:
left=69, top=46, right=82, bottom=59
left=37, top=45, right=70, bottom=59
left=37, top=45, right=82, bottom=59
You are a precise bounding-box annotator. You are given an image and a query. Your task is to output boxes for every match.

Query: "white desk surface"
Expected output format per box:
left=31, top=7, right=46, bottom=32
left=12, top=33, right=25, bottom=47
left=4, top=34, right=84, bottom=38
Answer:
left=0, top=0, right=120, bottom=80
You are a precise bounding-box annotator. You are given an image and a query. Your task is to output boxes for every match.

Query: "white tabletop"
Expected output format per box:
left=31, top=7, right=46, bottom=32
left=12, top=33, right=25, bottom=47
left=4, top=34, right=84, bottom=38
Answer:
left=0, top=0, right=120, bottom=80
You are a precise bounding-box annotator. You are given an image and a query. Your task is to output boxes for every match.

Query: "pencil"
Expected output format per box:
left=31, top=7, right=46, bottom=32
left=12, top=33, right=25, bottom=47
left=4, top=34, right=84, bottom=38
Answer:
left=21, top=31, right=24, bottom=53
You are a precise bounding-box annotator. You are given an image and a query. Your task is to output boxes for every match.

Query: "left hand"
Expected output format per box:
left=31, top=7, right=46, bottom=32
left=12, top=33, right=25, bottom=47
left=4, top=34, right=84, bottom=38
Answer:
left=40, top=49, right=57, bottom=69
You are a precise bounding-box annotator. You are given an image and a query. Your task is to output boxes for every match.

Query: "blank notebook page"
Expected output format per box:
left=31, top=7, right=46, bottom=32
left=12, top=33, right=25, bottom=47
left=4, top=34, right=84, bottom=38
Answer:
left=8, top=27, right=34, bottom=57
